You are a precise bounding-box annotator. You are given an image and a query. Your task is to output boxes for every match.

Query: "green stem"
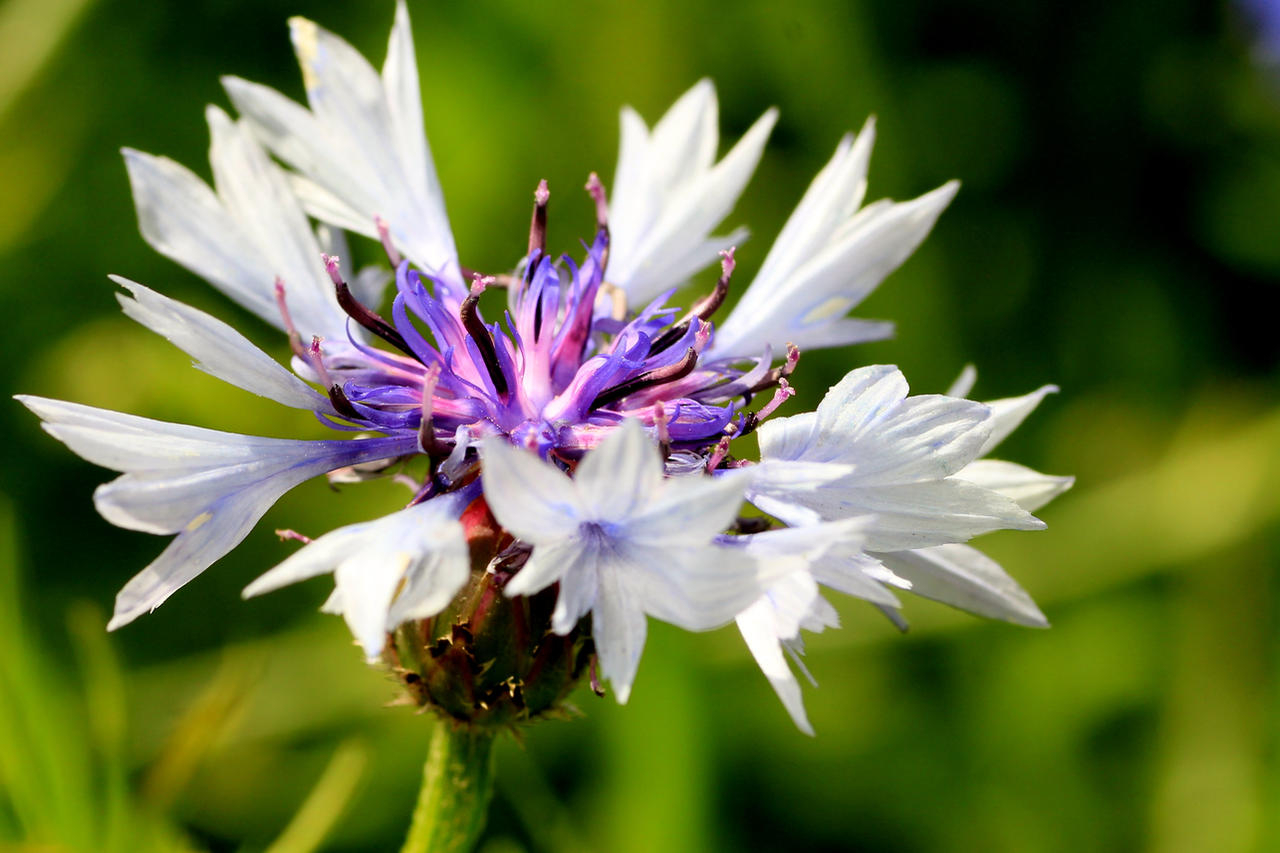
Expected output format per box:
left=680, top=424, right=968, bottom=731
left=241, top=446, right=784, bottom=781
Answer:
left=401, top=725, right=497, bottom=853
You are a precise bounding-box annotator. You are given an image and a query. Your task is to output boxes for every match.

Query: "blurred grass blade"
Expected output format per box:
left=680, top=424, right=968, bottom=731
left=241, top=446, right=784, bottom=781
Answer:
left=142, top=653, right=262, bottom=810
left=264, top=739, right=369, bottom=853
left=0, top=0, right=95, bottom=121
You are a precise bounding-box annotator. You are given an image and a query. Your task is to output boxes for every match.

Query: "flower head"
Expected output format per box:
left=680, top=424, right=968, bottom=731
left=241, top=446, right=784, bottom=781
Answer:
left=19, top=2, right=1069, bottom=731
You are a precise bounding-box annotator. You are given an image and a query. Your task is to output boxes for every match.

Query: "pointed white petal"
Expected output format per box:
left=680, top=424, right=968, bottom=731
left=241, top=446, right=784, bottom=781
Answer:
left=959, top=459, right=1074, bottom=512
left=829, top=394, right=992, bottom=485
left=205, top=106, right=346, bottom=341
left=619, top=108, right=778, bottom=304
left=946, top=364, right=977, bottom=398
left=980, top=384, right=1058, bottom=455
left=591, top=568, right=648, bottom=704
left=606, top=80, right=777, bottom=305
left=574, top=418, right=663, bottom=521
left=381, top=0, right=433, bottom=207
left=504, top=539, right=579, bottom=599
left=479, top=440, right=581, bottom=544
left=228, top=13, right=460, bottom=288
left=628, top=542, right=778, bottom=631
left=750, top=121, right=875, bottom=292
left=709, top=180, right=957, bottom=360
left=755, top=411, right=819, bottom=462
left=809, top=551, right=902, bottom=607
left=877, top=544, right=1048, bottom=627
left=123, top=147, right=281, bottom=329
left=546, top=546, right=600, bottom=635
left=737, top=601, right=814, bottom=735
left=624, top=470, right=748, bottom=544
left=813, top=365, right=909, bottom=447
left=112, top=277, right=331, bottom=412
left=752, top=477, right=1043, bottom=552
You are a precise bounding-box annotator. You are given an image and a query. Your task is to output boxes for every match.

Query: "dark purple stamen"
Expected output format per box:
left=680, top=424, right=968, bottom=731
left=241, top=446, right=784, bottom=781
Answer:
left=325, top=254, right=418, bottom=359
left=328, top=383, right=363, bottom=420
left=528, top=179, right=549, bottom=266
left=748, top=342, right=801, bottom=395
left=459, top=277, right=510, bottom=397
left=417, top=364, right=450, bottom=456
left=592, top=347, right=698, bottom=409
left=649, top=249, right=736, bottom=356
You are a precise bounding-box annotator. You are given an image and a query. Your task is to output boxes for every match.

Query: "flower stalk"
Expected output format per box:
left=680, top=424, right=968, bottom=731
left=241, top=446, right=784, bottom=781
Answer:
left=402, top=725, right=497, bottom=853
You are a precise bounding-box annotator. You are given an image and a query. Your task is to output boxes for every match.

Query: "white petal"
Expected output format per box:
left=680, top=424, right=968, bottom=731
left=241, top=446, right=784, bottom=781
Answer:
left=112, top=277, right=331, bottom=412
left=227, top=13, right=461, bottom=289
left=737, top=600, right=814, bottom=735
left=334, top=549, right=412, bottom=658
left=606, top=80, right=777, bottom=305
left=755, top=411, right=819, bottom=462
left=752, top=477, right=1043, bottom=552
left=574, top=418, right=662, bottom=521
left=827, top=394, right=992, bottom=485
left=752, top=122, right=875, bottom=290
left=980, top=384, right=1058, bottom=456
left=243, top=524, right=365, bottom=597
left=876, top=544, right=1048, bottom=627
left=755, top=569, right=825, bottom=641
left=381, top=0, right=434, bottom=211
left=746, top=459, right=856, bottom=491
left=18, top=395, right=418, bottom=628
left=627, top=542, right=777, bottom=632
left=591, top=567, right=648, bottom=704
left=709, top=181, right=957, bottom=360
left=546, top=544, right=600, bottom=635
left=813, top=365, right=909, bottom=449
left=205, top=106, right=346, bottom=341
left=504, top=539, right=579, bottom=600
left=107, top=476, right=292, bottom=630
left=768, top=365, right=993, bottom=483
left=620, top=108, right=778, bottom=304
left=946, top=364, right=977, bottom=398
left=123, top=148, right=280, bottom=329
left=808, top=550, right=902, bottom=607
left=624, top=470, right=748, bottom=544
left=479, top=439, right=582, bottom=544
left=959, top=459, right=1074, bottom=512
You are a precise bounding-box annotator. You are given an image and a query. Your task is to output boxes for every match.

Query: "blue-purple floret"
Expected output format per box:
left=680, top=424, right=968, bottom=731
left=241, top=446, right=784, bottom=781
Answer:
left=313, top=225, right=780, bottom=465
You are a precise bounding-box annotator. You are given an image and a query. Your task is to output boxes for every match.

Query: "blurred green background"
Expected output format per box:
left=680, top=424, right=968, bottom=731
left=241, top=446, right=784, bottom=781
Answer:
left=2, top=0, right=1278, bottom=850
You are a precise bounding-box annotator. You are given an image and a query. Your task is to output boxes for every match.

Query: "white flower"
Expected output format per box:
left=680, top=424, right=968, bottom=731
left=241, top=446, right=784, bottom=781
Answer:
left=243, top=493, right=470, bottom=658
left=479, top=419, right=773, bottom=703
left=223, top=1, right=463, bottom=292
left=748, top=364, right=1044, bottom=552
left=605, top=80, right=778, bottom=306
left=17, top=396, right=418, bottom=630
left=708, top=122, right=959, bottom=361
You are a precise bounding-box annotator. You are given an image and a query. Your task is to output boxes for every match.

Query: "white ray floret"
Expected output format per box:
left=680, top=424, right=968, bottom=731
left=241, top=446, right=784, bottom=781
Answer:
left=124, top=107, right=349, bottom=342
left=868, top=370, right=1074, bottom=628
left=223, top=1, right=463, bottom=293
left=709, top=123, right=959, bottom=361
left=748, top=365, right=1044, bottom=552
left=17, top=396, right=419, bottom=630
left=725, top=520, right=875, bottom=734
left=606, top=80, right=778, bottom=306
left=481, top=419, right=779, bottom=703
left=111, top=276, right=335, bottom=413
left=245, top=493, right=470, bottom=658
